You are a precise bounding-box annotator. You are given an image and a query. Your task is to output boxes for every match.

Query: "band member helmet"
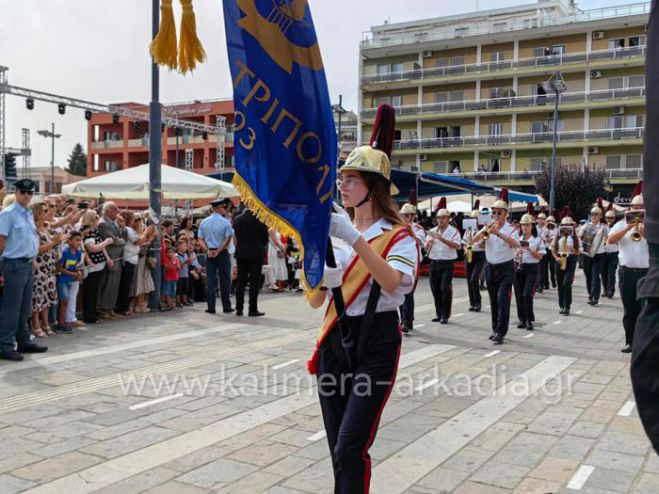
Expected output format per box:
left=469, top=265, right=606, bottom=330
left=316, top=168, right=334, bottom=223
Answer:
left=399, top=203, right=416, bottom=215
left=520, top=214, right=536, bottom=225
left=630, top=180, right=644, bottom=207
left=560, top=206, right=575, bottom=225
left=492, top=188, right=509, bottom=210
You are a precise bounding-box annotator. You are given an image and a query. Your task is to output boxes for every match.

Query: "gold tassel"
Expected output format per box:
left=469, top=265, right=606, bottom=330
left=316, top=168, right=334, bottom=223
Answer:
left=149, top=0, right=178, bottom=70
left=178, top=0, right=206, bottom=74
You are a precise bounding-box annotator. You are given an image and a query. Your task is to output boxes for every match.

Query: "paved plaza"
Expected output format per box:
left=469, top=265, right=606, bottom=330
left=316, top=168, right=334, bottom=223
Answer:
left=0, top=271, right=657, bottom=494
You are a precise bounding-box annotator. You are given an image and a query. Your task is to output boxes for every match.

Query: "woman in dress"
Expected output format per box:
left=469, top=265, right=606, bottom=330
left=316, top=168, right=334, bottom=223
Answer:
left=31, top=202, right=65, bottom=337
left=306, top=105, right=418, bottom=493
left=133, top=215, right=157, bottom=313
left=80, top=210, right=113, bottom=324
left=267, top=229, right=288, bottom=291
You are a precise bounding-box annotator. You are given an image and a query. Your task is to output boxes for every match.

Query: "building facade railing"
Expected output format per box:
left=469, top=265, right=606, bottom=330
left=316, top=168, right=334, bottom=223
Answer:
left=393, top=127, right=644, bottom=151
left=362, top=45, right=646, bottom=85
left=432, top=167, right=644, bottom=181
left=361, top=2, right=651, bottom=50
left=361, top=86, right=645, bottom=119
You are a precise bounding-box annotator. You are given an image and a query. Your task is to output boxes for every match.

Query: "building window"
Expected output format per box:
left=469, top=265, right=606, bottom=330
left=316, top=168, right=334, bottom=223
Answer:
left=377, top=64, right=389, bottom=75
left=609, top=38, right=626, bottom=50
left=391, top=63, right=404, bottom=74
left=450, top=90, right=464, bottom=102
left=433, top=161, right=448, bottom=173
left=551, top=45, right=565, bottom=56
left=450, top=161, right=461, bottom=173
left=436, top=92, right=449, bottom=103
left=626, top=154, right=642, bottom=168
left=390, top=95, right=403, bottom=107
left=608, top=77, right=624, bottom=90
left=629, top=35, right=645, bottom=47
left=530, top=158, right=548, bottom=171
left=605, top=155, right=621, bottom=169
left=451, top=55, right=465, bottom=66
left=488, top=123, right=504, bottom=136
left=490, top=51, right=505, bottom=62
left=628, top=75, right=645, bottom=88
left=436, top=57, right=449, bottom=68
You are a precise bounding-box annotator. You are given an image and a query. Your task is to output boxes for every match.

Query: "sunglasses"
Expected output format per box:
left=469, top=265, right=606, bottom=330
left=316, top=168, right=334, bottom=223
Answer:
left=493, top=210, right=506, bottom=216
left=18, top=190, right=34, bottom=196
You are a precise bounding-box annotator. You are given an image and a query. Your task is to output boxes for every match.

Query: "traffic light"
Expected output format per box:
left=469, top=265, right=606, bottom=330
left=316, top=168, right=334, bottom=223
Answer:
left=58, top=103, right=66, bottom=115
left=26, top=98, right=34, bottom=110
left=4, top=153, right=17, bottom=179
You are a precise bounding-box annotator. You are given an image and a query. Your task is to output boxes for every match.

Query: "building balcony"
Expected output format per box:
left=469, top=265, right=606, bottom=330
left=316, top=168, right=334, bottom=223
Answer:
left=362, top=87, right=645, bottom=121
left=438, top=167, right=644, bottom=182
left=90, top=140, right=124, bottom=150
left=361, top=2, right=650, bottom=51
left=393, top=127, right=644, bottom=154
left=361, top=46, right=646, bottom=89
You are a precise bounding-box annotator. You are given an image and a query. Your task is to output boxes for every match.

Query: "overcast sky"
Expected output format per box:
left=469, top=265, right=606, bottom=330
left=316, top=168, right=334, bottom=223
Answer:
left=0, top=0, right=643, bottom=168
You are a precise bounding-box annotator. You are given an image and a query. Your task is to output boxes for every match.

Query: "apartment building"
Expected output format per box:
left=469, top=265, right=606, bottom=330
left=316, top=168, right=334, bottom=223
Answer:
left=87, top=99, right=234, bottom=177
left=359, top=0, right=649, bottom=192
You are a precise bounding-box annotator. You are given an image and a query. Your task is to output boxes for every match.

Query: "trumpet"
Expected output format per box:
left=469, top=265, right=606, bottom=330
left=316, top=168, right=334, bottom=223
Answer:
left=480, top=222, right=497, bottom=240
left=626, top=210, right=645, bottom=242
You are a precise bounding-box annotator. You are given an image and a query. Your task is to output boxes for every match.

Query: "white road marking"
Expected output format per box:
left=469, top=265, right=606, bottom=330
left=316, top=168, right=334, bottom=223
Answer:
left=272, top=359, right=299, bottom=370
left=553, top=320, right=562, bottom=325
left=567, top=465, right=595, bottom=490
left=414, top=378, right=440, bottom=393
left=129, top=394, right=184, bottom=411
left=524, top=333, right=535, bottom=339
left=484, top=350, right=500, bottom=358
left=575, top=310, right=583, bottom=315
left=617, top=401, right=636, bottom=417
left=373, top=356, right=576, bottom=493
left=307, top=430, right=327, bottom=442
left=414, top=324, right=425, bottom=329
left=453, top=313, right=464, bottom=318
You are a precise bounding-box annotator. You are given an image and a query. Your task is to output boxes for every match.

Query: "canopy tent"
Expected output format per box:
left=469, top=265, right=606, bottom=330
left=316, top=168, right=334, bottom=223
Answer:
left=63, top=164, right=239, bottom=200
left=417, top=193, right=548, bottom=213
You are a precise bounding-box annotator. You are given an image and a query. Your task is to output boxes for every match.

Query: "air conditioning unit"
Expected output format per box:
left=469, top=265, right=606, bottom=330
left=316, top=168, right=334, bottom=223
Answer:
left=592, top=31, right=605, bottom=40
left=500, top=150, right=511, bottom=159
left=590, top=70, right=603, bottom=79
left=613, top=106, right=625, bottom=115
left=422, top=51, right=433, bottom=58
left=588, top=146, right=599, bottom=155
left=419, top=153, right=428, bottom=161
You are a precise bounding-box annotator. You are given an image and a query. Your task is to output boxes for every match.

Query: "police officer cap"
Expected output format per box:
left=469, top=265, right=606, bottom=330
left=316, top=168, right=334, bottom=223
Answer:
left=210, top=198, right=231, bottom=208
left=13, top=179, right=36, bottom=192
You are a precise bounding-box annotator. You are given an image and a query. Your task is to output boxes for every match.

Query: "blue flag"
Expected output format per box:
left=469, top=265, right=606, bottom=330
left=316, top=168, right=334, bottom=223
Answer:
left=223, top=0, right=337, bottom=291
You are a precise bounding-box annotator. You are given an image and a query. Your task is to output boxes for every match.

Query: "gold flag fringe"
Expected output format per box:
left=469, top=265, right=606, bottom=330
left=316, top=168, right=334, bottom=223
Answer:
left=178, top=0, right=206, bottom=74
left=149, top=0, right=178, bottom=70
left=231, top=174, right=324, bottom=298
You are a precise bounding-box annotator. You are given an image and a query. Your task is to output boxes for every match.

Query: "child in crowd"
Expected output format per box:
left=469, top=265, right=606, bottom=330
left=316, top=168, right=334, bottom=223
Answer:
left=162, top=246, right=180, bottom=310
left=175, top=239, right=195, bottom=307
left=56, top=231, right=84, bottom=333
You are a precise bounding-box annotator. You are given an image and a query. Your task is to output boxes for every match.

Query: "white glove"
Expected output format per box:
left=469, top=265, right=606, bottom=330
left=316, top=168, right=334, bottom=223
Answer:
left=323, top=266, right=343, bottom=289
left=330, top=213, right=361, bottom=246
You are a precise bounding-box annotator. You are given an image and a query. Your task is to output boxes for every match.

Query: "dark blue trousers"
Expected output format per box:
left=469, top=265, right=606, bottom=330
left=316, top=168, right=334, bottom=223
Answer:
left=514, top=263, right=539, bottom=324
left=556, top=256, right=577, bottom=310
left=602, top=252, right=619, bottom=297
left=466, top=251, right=485, bottom=307
left=485, top=260, right=514, bottom=337
left=583, top=253, right=605, bottom=301
left=398, top=291, right=415, bottom=328
left=205, top=251, right=232, bottom=312
left=429, top=259, right=454, bottom=319
left=317, top=311, right=400, bottom=494
left=0, top=258, right=34, bottom=352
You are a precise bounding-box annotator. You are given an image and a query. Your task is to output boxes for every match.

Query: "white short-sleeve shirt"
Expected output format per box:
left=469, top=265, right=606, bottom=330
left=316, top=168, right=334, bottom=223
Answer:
left=610, top=221, right=649, bottom=268
left=484, top=222, right=517, bottom=264
left=332, top=219, right=418, bottom=316
left=427, top=225, right=461, bottom=260
left=515, top=235, right=545, bottom=264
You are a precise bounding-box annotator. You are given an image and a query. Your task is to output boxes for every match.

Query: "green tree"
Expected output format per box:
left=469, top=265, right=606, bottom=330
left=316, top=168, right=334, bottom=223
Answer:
left=66, top=143, right=87, bottom=176
left=535, top=164, right=607, bottom=220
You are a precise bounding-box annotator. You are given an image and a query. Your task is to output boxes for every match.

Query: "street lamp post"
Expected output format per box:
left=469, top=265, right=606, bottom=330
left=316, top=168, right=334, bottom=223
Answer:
left=37, top=123, right=61, bottom=194
left=333, top=96, right=346, bottom=201
left=543, top=72, right=567, bottom=212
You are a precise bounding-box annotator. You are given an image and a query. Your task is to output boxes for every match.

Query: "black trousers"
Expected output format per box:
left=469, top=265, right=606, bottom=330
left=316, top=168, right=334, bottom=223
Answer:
left=583, top=253, right=605, bottom=301
left=429, top=259, right=454, bottom=319
left=539, top=252, right=552, bottom=289
left=115, top=262, right=136, bottom=313
left=514, top=263, right=539, bottom=324
left=619, top=266, right=648, bottom=346
left=235, top=256, right=263, bottom=313
left=485, top=260, right=514, bottom=337
left=602, top=252, right=619, bottom=297
left=556, top=256, right=577, bottom=310
left=547, top=250, right=557, bottom=287
left=317, top=311, right=401, bottom=494
left=466, top=251, right=485, bottom=307
left=82, top=269, right=103, bottom=322
left=206, top=251, right=232, bottom=312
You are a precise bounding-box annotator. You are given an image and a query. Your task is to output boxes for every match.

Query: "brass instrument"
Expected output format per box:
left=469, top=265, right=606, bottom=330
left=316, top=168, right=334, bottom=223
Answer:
left=480, top=222, right=496, bottom=240
left=626, top=210, right=645, bottom=242
left=559, top=236, right=568, bottom=271
left=515, top=232, right=526, bottom=267
left=465, top=228, right=474, bottom=263
left=559, top=226, right=574, bottom=237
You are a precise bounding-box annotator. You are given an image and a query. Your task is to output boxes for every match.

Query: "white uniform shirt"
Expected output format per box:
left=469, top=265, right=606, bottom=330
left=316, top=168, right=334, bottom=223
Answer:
left=332, top=219, right=418, bottom=316
left=543, top=227, right=558, bottom=251
left=515, top=235, right=545, bottom=264
left=412, top=223, right=427, bottom=250
left=610, top=221, right=649, bottom=269
left=579, top=222, right=607, bottom=255
left=427, top=225, right=461, bottom=261
left=554, top=235, right=576, bottom=257
left=484, top=222, right=517, bottom=264
left=462, top=228, right=485, bottom=252
left=604, top=224, right=619, bottom=253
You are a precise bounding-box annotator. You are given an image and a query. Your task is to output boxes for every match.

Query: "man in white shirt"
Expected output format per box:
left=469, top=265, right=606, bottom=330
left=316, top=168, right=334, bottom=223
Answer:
left=473, top=189, right=519, bottom=344
left=424, top=202, right=460, bottom=325
left=398, top=203, right=426, bottom=333
left=579, top=203, right=607, bottom=306
left=608, top=191, right=648, bottom=353
left=536, top=210, right=549, bottom=293
left=602, top=206, right=619, bottom=299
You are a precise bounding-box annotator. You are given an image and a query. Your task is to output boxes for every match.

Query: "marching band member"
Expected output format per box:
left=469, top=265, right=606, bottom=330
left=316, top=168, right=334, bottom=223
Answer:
left=579, top=199, right=607, bottom=306
left=552, top=207, right=580, bottom=316
left=399, top=203, right=426, bottom=334
left=536, top=208, right=549, bottom=293
left=306, top=105, right=418, bottom=493
left=463, top=200, right=485, bottom=312
left=424, top=198, right=461, bottom=324
left=473, top=188, right=519, bottom=344
left=602, top=203, right=619, bottom=299
left=545, top=210, right=559, bottom=290
left=514, top=206, right=545, bottom=331
left=607, top=181, right=648, bottom=353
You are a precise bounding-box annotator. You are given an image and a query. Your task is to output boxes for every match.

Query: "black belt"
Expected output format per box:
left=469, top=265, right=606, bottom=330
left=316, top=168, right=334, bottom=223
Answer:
left=620, top=266, right=648, bottom=273
left=6, top=257, right=34, bottom=263
left=488, top=260, right=514, bottom=268
left=430, top=259, right=455, bottom=264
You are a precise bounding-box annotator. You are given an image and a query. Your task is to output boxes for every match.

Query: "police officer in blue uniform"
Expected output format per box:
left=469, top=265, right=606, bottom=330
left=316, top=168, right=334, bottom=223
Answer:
left=0, top=179, right=48, bottom=361
left=198, top=199, right=234, bottom=314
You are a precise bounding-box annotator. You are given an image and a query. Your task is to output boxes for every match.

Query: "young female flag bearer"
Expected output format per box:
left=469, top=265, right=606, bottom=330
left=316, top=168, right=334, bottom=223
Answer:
left=306, top=105, right=418, bottom=493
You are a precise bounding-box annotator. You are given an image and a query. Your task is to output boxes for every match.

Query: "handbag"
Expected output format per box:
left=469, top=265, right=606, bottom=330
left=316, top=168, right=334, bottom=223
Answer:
left=146, top=256, right=157, bottom=269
